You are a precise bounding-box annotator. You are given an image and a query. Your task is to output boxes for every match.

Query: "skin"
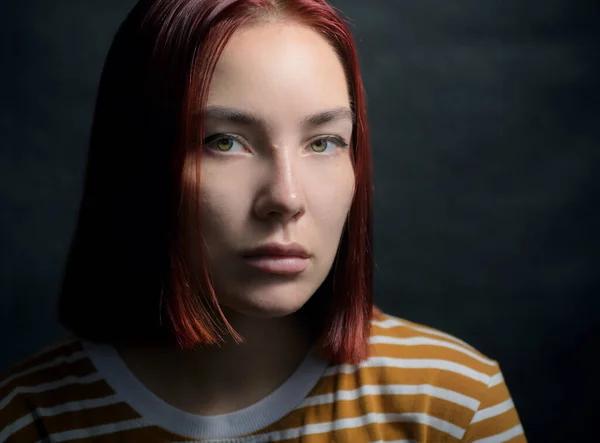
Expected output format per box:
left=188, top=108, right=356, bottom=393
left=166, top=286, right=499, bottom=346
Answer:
left=193, top=22, right=354, bottom=320
left=118, top=20, right=355, bottom=415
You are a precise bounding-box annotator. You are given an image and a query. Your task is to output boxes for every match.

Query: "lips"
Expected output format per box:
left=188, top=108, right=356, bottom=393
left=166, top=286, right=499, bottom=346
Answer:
left=242, top=242, right=309, bottom=259
left=241, top=243, right=310, bottom=274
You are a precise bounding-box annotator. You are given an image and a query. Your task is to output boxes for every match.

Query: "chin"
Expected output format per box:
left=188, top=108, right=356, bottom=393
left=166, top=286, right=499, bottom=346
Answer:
left=218, top=284, right=315, bottom=319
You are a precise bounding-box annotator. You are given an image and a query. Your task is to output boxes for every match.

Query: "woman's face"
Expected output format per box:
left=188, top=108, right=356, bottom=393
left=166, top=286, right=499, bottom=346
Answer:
left=185, top=21, right=355, bottom=318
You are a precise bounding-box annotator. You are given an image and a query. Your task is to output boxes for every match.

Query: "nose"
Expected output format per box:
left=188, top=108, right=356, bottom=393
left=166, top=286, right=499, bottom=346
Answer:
left=253, top=147, right=305, bottom=222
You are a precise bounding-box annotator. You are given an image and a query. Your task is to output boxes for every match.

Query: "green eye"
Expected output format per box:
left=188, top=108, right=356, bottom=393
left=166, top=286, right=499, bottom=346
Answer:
left=310, top=136, right=348, bottom=153
left=203, top=134, right=244, bottom=153
left=216, top=138, right=235, bottom=151
left=311, top=139, right=328, bottom=152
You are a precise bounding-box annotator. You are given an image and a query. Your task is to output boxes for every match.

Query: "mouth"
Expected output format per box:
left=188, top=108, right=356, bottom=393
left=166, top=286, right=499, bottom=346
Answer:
left=241, top=242, right=310, bottom=275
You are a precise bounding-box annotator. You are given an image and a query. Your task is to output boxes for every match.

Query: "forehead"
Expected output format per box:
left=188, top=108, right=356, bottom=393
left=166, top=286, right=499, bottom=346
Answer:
left=206, top=22, right=350, bottom=117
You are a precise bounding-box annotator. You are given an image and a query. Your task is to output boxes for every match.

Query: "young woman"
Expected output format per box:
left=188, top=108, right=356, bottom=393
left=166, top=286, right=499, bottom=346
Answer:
left=0, top=0, right=526, bottom=441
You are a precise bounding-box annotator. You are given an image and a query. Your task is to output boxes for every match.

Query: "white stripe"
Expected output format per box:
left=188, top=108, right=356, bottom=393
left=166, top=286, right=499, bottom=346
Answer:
left=372, top=317, right=476, bottom=350
left=0, top=373, right=102, bottom=410
left=0, top=414, right=33, bottom=442
left=28, top=338, right=79, bottom=358
left=471, top=399, right=515, bottom=424
left=37, top=395, right=121, bottom=417
left=47, top=418, right=146, bottom=442
left=370, top=335, right=495, bottom=366
left=176, top=438, right=417, bottom=443
left=324, top=357, right=491, bottom=384
left=298, top=384, right=480, bottom=411
left=0, top=351, right=87, bottom=390
left=0, top=395, right=121, bottom=442
left=370, top=441, right=416, bottom=443
left=236, top=412, right=466, bottom=442
left=472, top=424, right=524, bottom=443
left=489, top=372, right=504, bottom=387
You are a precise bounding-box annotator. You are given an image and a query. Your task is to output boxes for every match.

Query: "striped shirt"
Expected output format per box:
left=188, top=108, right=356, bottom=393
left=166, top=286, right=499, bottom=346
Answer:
left=0, top=314, right=526, bottom=442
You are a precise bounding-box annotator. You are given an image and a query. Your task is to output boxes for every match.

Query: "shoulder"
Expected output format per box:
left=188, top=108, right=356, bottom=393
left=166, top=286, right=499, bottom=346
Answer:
left=1, top=336, right=90, bottom=399
left=0, top=337, right=104, bottom=442
left=368, top=312, right=500, bottom=381
left=324, top=311, right=502, bottom=409
left=353, top=311, right=526, bottom=442
left=366, top=313, right=505, bottom=413
left=1, top=336, right=92, bottom=392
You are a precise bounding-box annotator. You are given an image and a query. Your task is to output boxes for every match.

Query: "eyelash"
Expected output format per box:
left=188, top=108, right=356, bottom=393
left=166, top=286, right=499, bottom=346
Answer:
left=202, top=133, right=349, bottom=154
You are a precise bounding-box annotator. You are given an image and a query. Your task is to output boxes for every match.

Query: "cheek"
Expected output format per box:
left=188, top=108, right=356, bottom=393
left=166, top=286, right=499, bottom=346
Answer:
left=309, top=162, right=355, bottom=225
left=193, top=167, right=233, bottom=230
left=198, top=184, right=243, bottom=237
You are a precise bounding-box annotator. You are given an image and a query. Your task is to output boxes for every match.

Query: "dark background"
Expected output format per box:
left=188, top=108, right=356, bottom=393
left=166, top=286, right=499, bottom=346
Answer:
left=1, top=0, right=598, bottom=441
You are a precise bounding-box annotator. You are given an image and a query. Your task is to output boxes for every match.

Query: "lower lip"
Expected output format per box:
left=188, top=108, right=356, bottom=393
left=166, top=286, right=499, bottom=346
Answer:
left=243, top=256, right=309, bottom=274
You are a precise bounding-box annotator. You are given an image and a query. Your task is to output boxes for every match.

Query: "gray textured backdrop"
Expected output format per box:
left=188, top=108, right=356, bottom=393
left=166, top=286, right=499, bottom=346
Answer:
left=1, top=0, right=598, bottom=441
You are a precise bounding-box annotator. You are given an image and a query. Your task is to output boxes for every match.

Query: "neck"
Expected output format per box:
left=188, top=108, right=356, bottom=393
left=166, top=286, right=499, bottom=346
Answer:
left=116, top=309, right=312, bottom=415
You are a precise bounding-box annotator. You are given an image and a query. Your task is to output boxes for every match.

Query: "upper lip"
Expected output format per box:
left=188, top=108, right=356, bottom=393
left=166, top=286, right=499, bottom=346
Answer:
left=242, top=242, right=310, bottom=258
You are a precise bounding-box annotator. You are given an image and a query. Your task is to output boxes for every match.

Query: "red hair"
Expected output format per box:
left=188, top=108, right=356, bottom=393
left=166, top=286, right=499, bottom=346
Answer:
left=58, top=0, right=382, bottom=364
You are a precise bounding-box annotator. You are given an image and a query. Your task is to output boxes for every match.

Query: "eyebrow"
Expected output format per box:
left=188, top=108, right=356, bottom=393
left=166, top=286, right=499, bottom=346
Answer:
left=200, top=106, right=355, bottom=132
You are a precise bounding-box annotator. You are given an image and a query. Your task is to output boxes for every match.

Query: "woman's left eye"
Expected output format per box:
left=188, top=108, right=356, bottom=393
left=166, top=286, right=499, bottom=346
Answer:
left=309, top=136, right=348, bottom=153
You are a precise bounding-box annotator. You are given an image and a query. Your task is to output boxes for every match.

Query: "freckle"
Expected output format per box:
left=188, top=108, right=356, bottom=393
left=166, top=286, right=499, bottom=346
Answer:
left=271, top=144, right=279, bottom=151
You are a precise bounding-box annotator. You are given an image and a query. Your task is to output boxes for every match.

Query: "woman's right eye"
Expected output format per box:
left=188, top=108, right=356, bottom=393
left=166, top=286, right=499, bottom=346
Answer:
left=203, top=134, right=245, bottom=153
